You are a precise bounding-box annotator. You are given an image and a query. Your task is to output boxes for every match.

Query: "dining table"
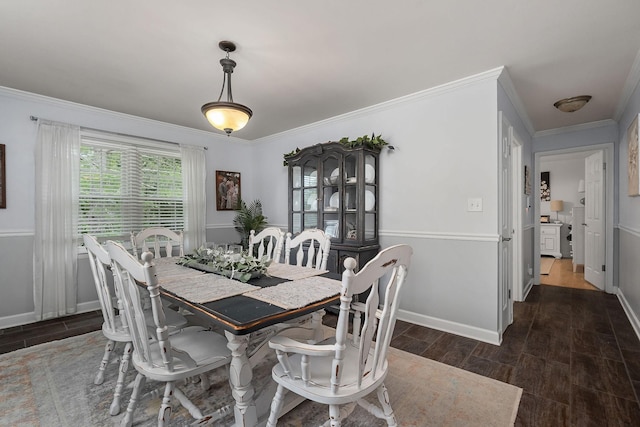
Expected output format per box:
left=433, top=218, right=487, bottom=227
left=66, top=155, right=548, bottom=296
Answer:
left=150, top=257, right=342, bottom=427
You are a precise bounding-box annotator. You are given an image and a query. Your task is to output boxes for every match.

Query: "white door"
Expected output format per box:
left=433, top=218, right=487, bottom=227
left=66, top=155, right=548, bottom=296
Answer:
left=584, top=151, right=605, bottom=289
left=498, top=112, right=513, bottom=336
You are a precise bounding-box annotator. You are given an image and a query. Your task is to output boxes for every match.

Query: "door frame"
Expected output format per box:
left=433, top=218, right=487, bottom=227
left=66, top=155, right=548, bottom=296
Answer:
left=498, top=111, right=515, bottom=338
left=533, top=143, right=615, bottom=293
left=511, top=134, right=524, bottom=302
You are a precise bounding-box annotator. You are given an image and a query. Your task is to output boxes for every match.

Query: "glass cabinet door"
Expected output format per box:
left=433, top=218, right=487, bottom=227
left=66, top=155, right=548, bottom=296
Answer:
left=289, top=144, right=378, bottom=245
left=287, top=142, right=380, bottom=274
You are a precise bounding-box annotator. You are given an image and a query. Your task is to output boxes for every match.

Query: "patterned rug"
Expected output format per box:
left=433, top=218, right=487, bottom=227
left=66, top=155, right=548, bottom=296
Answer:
left=0, top=330, right=522, bottom=426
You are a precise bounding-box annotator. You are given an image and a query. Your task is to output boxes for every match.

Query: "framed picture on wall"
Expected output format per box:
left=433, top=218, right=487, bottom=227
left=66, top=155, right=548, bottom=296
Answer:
left=540, top=171, right=550, bottom=201
left=628, top=114, right=639, bottom=196
left=0, top=144, right=5, bottom=209
left=524, top=165, right=531, bottom=195
left=215, top=170, right=241, bottom=210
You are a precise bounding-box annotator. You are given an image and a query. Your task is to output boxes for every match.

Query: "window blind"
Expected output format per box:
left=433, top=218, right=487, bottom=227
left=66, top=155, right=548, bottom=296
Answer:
left=78, top=135, right=183, bottom=240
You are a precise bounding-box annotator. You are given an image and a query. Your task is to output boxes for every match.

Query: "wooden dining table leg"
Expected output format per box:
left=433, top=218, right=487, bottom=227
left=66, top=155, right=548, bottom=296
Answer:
left=225, top=331, right=258, bottom=427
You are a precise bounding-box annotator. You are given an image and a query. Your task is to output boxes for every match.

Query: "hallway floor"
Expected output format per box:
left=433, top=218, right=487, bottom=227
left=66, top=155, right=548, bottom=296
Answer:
left=1, top=285, right=639, bottom=426
left=541, top=257, right=600, bottom=291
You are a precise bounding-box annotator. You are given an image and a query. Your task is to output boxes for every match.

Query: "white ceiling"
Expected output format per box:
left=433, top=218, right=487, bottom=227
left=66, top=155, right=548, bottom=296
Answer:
left=1, top=1, right=639, bottom=140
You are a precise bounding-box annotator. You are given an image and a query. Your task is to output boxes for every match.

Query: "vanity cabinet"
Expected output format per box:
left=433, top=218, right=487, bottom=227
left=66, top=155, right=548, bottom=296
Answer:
left=286, top=142, right=380, bottom=273
left=540, top=223, right=562, bottom=259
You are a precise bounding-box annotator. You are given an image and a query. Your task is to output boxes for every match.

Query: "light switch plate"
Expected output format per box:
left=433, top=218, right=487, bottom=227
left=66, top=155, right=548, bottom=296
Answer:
left=467, top=198, right=483, bottom=212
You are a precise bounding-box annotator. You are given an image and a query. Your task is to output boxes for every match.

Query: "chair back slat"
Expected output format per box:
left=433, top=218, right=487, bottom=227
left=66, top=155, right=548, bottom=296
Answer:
left=83, top=234, right=121, bottom=334
left=334, top=244, right=412, bottom=392
left=107, top=240, right=173, bottom=372
left=130, top=227, right=184, bottom=259
left=284, top=229, right=331, bottom=270
left=248, top=227, right=284, bottom=262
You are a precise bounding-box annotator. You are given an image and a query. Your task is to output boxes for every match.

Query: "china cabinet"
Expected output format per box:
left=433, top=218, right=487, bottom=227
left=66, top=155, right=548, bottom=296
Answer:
left=286, top=142, right=380, bottom=273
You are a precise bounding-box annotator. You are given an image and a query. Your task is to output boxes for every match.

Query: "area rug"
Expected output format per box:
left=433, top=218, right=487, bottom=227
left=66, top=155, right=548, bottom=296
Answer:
left=540, top=257, right=555, bottom=275
left=0, top=331, right=522, bottom=426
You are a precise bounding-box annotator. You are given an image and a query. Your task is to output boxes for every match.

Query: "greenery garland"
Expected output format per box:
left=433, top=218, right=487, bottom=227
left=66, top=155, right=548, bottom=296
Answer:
left=283, top=133, right=388, bottom=166
left=177, top=247, right=271, bottom=282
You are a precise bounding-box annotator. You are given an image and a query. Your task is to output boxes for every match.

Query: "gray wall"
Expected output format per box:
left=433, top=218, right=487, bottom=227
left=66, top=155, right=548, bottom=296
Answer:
left=0, top=87, right=250, bottom=326
left=617, top=74, right=640, bottom=337
left=3, top=63, right=637, bottom=345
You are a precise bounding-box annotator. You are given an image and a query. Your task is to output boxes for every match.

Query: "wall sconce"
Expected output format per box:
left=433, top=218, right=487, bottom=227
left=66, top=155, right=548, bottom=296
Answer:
left=550, top=199, right=564, bottom=223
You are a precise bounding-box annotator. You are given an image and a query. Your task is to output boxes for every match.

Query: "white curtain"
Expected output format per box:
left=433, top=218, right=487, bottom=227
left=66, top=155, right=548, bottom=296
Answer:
left=33, top=120, right=80, bottom=321
left=180, top=144, right=207, bottom=252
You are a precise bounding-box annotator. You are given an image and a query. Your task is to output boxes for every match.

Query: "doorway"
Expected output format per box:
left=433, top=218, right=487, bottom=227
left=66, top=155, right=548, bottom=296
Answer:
left=534, top=143, right=614, bottom=293
left=540, top=258, right=600, bottom=290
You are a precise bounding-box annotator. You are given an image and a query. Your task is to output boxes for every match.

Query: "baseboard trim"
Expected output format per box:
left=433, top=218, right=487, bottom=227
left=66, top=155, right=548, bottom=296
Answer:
left=522, top=279, right=534, bottom=301
left=0, top=300, right=101, bottom=329
left=397, top=309, right=500, bottom=345
left=617, top=289, right=640, bottom=343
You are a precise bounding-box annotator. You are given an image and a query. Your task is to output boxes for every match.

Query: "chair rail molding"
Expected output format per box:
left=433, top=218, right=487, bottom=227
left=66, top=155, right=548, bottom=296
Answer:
left=0, top=230, right=34, bottom=237
left=380, top=229, right=500, bottom=242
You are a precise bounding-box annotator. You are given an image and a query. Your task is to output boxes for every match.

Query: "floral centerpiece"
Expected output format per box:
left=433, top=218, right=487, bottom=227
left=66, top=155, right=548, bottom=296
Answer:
left=177, top=247, right=271, bottom=282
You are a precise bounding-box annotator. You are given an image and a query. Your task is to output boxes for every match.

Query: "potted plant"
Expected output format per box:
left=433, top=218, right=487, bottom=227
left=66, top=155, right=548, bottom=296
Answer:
left=233, top=199, right=268, bottom=249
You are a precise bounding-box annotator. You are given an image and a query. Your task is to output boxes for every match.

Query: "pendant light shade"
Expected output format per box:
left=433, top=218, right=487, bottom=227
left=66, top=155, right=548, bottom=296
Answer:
left=201, top=41, right=252, bottom=135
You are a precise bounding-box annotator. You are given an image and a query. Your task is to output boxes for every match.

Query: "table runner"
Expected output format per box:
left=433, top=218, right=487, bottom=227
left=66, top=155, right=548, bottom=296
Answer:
left=153, top=258, right=206, bottom=283
left=266, top=263, right=329, bottom=281
left=160, top=273, right=259, bottom=304
left=245, top=276, right=341, bottom=309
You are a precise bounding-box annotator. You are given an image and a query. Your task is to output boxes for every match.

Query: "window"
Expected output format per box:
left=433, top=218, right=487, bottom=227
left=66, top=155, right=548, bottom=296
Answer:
left=78, top=133, right=183, bottom=240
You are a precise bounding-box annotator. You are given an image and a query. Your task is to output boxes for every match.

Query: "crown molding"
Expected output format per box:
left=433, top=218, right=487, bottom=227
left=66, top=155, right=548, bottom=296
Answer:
left=255, top=67, right=506, bottom=144
left=497, top=68, right=535, bottom=136
left=533, top=119, right=617, bottom=138
left=0, top=85, right=247, bottom=144
left=614, top=48, right=640, bottom=121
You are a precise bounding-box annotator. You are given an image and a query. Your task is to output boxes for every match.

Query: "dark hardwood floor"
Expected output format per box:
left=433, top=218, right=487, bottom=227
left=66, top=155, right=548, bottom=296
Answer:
left=1, top=285, right=639, bottom=426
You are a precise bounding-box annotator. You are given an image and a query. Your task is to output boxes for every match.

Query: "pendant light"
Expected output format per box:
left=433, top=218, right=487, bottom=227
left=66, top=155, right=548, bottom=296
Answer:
left=201, top=41, right=253, bottom=135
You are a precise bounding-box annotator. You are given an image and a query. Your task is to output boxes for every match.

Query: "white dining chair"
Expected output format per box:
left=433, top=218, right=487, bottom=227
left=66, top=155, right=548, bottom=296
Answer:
left=265, top=244, right=413, bottom=427
left=107, top=241, right=232, bottom=427
left=84, top=233, right=134, bottom=416
left=130, top=227, right=184, bottom=259
left=84, top=234, right=191, bottom=416
left=284, top=229, right=331, bottom=270
left=248, top=227, right=285, bottom=263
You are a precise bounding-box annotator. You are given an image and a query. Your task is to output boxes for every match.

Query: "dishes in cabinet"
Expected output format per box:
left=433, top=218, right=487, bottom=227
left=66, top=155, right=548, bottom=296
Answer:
left=365, top=164, right=375, bottom=184
left=330, top=167, right=342, bottom=184
left=308, top=194, right=318, bottom=211
left=293, top=198, right=301, bottom=210
left=346, top=177, right=357, bottom=184
left=365, top=190, right=375, bottom=211
left=329, top=192, right=340, bottom=208
left=309, top=171, right=317, bottom=185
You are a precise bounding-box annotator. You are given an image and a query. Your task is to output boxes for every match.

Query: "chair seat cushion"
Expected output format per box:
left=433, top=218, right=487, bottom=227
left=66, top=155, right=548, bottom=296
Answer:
left=271, top=337, right=388, bottom=404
